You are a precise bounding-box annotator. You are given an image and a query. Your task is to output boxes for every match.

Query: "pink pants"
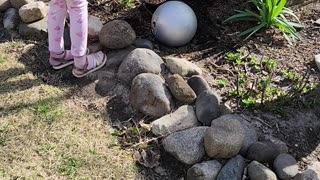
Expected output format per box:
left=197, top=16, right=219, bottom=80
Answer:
left=48, top=0, right=88, bottom=57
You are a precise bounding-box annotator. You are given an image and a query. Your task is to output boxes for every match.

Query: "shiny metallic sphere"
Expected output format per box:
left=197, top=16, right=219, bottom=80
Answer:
left=151, top=1, right=197, bottom=47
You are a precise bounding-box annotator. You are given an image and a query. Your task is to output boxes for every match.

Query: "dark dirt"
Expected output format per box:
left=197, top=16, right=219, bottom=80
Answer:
left=1, top=0, right=319, bottom=179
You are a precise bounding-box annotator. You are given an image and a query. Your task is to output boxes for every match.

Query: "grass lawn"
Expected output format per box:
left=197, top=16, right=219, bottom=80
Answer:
left=0, top=41, right=139, bottom=179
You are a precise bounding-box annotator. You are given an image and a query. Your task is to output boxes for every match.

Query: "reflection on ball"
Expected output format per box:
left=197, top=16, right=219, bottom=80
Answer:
left=151, top=1, right=197, bottom=47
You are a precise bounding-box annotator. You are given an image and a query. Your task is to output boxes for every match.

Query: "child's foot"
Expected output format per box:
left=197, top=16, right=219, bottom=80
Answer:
left=50, top=49, right=90, bottom=70
left=72, top=51, right=107, bottom=78
left=49, top=50, right=74, bottom=70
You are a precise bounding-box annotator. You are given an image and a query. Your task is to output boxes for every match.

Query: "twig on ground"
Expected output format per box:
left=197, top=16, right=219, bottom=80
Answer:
left=128, top=136, right=165, bottom=148
left=252, top=117, right=272, bottom=128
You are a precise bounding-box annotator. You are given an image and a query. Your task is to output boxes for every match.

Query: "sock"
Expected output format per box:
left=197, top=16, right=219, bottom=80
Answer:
left=74, top=56, right=87, bottom=69
left=50, top=51, right=64, bottom=59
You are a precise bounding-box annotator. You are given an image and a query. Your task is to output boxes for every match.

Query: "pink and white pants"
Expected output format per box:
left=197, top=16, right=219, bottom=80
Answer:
left=48, top=0, right=88, bottom=57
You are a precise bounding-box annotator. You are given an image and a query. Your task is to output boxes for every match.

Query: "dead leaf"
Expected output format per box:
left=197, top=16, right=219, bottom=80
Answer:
left=139, top=120, right=152, bottom=132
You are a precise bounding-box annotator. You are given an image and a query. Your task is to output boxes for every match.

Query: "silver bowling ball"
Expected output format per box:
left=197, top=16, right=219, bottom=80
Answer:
left=151, top=1, right=197, bottom=47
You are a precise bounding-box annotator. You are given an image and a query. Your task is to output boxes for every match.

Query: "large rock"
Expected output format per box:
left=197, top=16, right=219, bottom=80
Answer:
left=273, top=154, right=298, bottom=180
left=237, top=115, right=258, bottom=156
left=247, top=141, right=281, bottom=163
left=248, top=161, right=277, bottom=180
left=88, top=42, right=102, bottom=53
left=218, top=103, right=233, bottom=116
left=19, top=1, right=47, bottom=23
left=217, top=155, right=245, bottom=180
left=187, top=75, right=211, bottom=95
left=134, top=38, right=154, bottom=50
left=0, top=0, right=11, bottom=12
left=294, top=161, right=320, bottom=180
left=88, top=15, right=103, bottom=42
left=99, top=20, right=136, bottom=49
left=165, top=57, right=202, bottom=77
left=260, top=135, right=288, bottom=154
left=195, top=90, right=220, bottom=125
left=3, top=8, right=19, bottom=30
left=167, top=74, right=197, bottom=104
left=130, top=73, right=172, bottom=117
left=162, top=127, right=208, bottom=165
left=19, top=16, right=48, bottom=38
left=204, top=115, right=245, bottom=158
left=106, top=46, right=135, bottom=68
left=10, top=0, right=33, bottom=9
left=151, top=105, right=199, bottom=136
left=187, top=160, right=222, bottom=180
left=118, top=48, right=164, bottom=84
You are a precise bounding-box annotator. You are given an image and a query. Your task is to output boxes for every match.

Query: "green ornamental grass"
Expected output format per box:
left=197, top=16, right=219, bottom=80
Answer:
left=224, top=0, right=304, bottom=43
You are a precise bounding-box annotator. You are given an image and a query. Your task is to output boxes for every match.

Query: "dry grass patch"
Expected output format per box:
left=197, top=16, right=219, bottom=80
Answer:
left=0, top=41, right=139, bottom=179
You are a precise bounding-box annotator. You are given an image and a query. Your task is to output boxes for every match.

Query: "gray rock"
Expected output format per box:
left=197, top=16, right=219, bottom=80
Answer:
left=118, top=48, right=164, bottom=84
left=204, top=115, right=245, bottom=158
left=106, top=46, right=135, bottom=68
left=294, top=161, right=320, bottom=180
left=195, top=90, right=220, bottom=126
left=19, top=1, right=47, bottom=23
left=88, top=15, right=103, bottom=42
left=88, top=42, right=102, bottom=53
left=247, top=141, right=281, bottom=163
left=19, top=17, right=48, bottom=38
left=218, top=103, right=233, bottom=115
left=165, top=57, right=202, bottom=77
left=151, top=105, right=199, bottom=136
left=0, top=0, right=11, bottom=12
left=130, top=73, right=172, bottom=117
left=134, top=38, right=154, bottom=50
left=207, top=114, right=257, bottom=156
left=217, top=155, right=245, bottom=180
left=248, top=161, right=277, bottom=180
left=162, top=127, right=208, bottom=165
left=187, top=75, right=211, bottom=95
left=260, top=135, right=288, bottom=154
left=167, top=74, right=197, bottom=104
left=273, top=154, right=298, bottom=180
left=238, top=117, right=258, bottom=156
left=187, top=160, right=222, bottom=180
left=3, top=8, right=19, bottom=30
left=10, top=0, right=33, bottom=9
left=315, top=54, right=320, bottom=71
left=99, top=20, right=136, bottom=49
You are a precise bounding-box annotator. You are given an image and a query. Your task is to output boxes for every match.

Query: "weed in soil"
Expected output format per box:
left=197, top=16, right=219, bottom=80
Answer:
left=220, top=49, right=318, bottom=114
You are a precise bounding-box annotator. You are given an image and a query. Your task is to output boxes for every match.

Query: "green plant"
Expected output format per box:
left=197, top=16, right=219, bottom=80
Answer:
left=249, top=56, right=262, bottom=71
left=263, top=59, right=278, bottom=72
left=119, top=0, right=135, bottom=9
left=225, top=50, right=245, bottom=66
left=0, top=125, right=10, bottom=146
left=224, top=0, right=303, bottom=43
left=218, top=79, right=228, bottom=87
left=242, top=96, right=257, bottom=108
left=58, top=157, right=82, bottom=176
left=31, top=103, right=64, bottom=125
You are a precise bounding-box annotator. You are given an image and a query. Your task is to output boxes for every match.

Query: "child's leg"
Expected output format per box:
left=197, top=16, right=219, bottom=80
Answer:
left=48, top=0, right=74, bottom=69
left=67, top=0, right=88, bottom=67
left=48, top=0, right=67, bottom=56
left=67, top=0, right=106, bottom=78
